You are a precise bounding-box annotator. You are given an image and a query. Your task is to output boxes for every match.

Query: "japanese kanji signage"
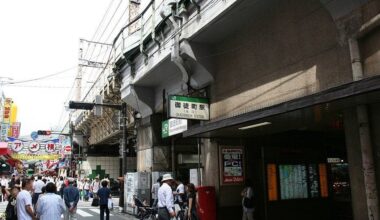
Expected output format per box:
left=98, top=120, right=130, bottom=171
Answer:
left=220, top=146, right=244, bottom=184
left=162, top=118, right=188, bottom=138
left=3, top=98, right=12, bottom=124
left=168, top=95, right=209, bottom=120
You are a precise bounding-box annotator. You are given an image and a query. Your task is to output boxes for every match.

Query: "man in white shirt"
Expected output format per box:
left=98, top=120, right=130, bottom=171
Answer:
left=17, top=178, right=36, bottom=220
left=32, top=176, right=45, bottom=206
left=173, top=179, right=185, bottom=205
left=157, top=174, right=176, bottom=220
left=1, top=175, right=9, bottom=202
left=91, top=177, right=100, bottom=198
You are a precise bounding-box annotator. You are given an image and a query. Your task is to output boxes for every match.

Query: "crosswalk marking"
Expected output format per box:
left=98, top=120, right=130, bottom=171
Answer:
left=89, top=208, right=114, bottom=216
left=77, top=209, right=93, bottom=217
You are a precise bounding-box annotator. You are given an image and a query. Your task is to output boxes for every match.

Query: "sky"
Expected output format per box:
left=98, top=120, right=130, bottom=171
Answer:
left=0, top=0, right=119, bottom=136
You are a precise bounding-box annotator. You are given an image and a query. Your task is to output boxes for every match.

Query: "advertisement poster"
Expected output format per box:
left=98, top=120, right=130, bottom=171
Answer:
left=221, top=146, right=244, bottom=184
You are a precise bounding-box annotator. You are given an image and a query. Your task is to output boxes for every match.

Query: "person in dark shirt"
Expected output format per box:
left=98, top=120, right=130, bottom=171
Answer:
left=186, top=183, right=198, bottom=220
left=97, top=180, right=112, bottom=220
left=63, top=178, right=79, bottom=220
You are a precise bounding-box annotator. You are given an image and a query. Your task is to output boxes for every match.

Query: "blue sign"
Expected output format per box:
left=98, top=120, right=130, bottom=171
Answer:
left=31, top=131, right=38, bottom=140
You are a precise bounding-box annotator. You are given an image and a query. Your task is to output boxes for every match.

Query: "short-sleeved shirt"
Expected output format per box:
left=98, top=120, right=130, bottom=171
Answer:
left=33, top=180, right=45, bottom=193
left=176, top=183, right=185, bottom=202
left=97, top=187, right=111, bottom=205
left=16, top=190, right=33, bottom=220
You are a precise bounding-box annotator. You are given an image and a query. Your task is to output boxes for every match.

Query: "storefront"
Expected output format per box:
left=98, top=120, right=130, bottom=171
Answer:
left=183, top=76, right=380, bottom=220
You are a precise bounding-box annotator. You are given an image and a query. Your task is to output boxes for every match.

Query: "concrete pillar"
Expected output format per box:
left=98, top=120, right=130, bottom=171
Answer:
left=344, top=108, right=369, bottom=220
left=369, top=103, right=380, bottom=201
left=136, top=114, right=170, bottom=172
left=201, top=139, right=219, bottom=190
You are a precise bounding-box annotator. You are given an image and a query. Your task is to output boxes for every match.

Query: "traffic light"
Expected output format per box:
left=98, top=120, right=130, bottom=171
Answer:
left=37, top=130, right=51, bottom=135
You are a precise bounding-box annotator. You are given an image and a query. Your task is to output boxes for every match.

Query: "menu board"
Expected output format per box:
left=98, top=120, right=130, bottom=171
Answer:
left=279, top=165, right=308, bottom=200
left=221, top=147, right=244, bottom=184
left=308, top=164, right=320, bottom=198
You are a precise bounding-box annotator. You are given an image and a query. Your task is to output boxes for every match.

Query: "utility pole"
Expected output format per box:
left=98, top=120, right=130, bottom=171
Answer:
left=76, top=40, right=84, bottom=102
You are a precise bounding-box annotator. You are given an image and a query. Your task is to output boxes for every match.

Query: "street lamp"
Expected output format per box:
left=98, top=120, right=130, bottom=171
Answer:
left=68, top=101, right=128, bottom=175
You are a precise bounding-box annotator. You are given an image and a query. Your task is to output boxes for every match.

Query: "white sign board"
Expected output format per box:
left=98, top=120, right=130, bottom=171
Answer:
left=169, top=95, right=209, bottom=120
left=162, top=118, right=188, bottom=138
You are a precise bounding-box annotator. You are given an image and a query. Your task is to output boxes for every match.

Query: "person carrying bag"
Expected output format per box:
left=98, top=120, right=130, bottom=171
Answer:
left=241, top=179, right=254, bottom=220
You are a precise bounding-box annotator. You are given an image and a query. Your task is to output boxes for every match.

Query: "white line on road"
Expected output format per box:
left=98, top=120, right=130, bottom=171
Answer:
left=89, top=208, right=113, bottom=216
left=77, top=209, right=93, bottom=217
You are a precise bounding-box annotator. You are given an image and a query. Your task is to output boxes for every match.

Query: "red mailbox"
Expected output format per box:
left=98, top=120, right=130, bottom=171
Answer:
left=197, top=186, right=216, bottom=220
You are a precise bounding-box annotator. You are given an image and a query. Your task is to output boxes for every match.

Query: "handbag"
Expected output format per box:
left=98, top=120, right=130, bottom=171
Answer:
left=108, top=198, right=113, bottom=210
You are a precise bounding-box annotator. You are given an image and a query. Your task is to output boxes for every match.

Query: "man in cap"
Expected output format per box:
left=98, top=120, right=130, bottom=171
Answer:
left=63, top=178, right=79, bottom=220
left=157, top=174, right=176, bottom=220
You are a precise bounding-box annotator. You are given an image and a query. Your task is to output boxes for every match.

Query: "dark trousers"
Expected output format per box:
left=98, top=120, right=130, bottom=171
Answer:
left=32, top=193, right=41, bottom=205
left=99, top=205, right=109, bottom=220
left=158, top=208, right=170, bottom=220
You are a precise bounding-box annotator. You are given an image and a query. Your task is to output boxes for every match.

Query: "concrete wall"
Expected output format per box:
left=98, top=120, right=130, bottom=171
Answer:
left=361, top=28, right=380, bottom=78
left=209, top=0, right=352, bottom=120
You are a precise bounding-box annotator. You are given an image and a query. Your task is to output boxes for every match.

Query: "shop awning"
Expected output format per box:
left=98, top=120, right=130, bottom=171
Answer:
left=183, top=75, right=380, bottom=138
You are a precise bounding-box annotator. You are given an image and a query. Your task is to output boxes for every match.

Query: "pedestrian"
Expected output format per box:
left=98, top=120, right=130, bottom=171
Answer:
left=151, top=176, right=162, bottom=207
left=63, top=178, right=79, bottom=220
left=1, top=175, right=9, bottom=202
left=91, top=176, right=100, bottom=199
left=16, top=178, right=36, bottom=220
left=57, top=176, right=65, bottom=198
left=8, top=175, right=16, bottom=189
left=241, top=179, right=254, bottom=220
left=36, top=182, right=65, bottom=220
left=32, top=176, right=45, bottom=206
left=97, top=180, right=112, bottom=220
left=83, top=179, right=90, bottom=201
left=186, top=183, right=198, bottom=220
left=157, top=174, right=176, bottom=220
left=5, top=187, right=19, bottom=220
left=77, top=179, right=84, bottom=201
left=173, top=178, right=185, bottom=206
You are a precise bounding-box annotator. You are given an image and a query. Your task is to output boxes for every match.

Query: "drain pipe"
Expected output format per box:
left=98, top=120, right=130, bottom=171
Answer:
left=348, top=38, right=380, bottom=220
left=160, top=4, right=189, bottom=91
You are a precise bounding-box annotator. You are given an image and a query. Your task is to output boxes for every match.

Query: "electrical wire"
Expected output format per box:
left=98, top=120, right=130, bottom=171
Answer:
left=8, top=66, right=76, bottom=85
left=96, top=0, right=123, bottom=43
left=84, top=0, right=116, bottom=59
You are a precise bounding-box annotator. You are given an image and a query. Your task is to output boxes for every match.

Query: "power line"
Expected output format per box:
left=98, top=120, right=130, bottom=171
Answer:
left=104, top=3, right=129, bottom=43
left=8, top=66, right=77, bottom=85
left=83, top=0, right=116, bottom=59
left=96, top=0, right=123, bottom=43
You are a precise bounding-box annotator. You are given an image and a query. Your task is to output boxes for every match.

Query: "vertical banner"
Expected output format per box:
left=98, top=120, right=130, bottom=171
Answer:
left=319, top=163, right=329, bottom=197
left=10, top=122, right=21, bottom=138
left=267, top=164, right=278, bottom=201
left=3, top=98, right=12, bottom=124
left=220, top=146, right=244, bottom=184
left=0, top=123, right=9, bottom=141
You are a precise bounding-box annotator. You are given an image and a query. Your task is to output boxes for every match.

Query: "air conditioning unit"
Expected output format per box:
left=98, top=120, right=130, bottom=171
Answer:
left=177, top=154, right=198, bottom=164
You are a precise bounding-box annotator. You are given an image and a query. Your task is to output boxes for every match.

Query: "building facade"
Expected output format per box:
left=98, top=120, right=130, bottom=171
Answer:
left=108, top=0, right=380, bottom=219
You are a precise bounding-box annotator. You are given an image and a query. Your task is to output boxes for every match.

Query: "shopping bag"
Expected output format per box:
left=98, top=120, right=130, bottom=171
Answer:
left=108, top=198, right=113, bottom=210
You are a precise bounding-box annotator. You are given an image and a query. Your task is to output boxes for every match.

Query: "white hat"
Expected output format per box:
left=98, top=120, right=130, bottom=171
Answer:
left=161, top=174, right=173, bottom=182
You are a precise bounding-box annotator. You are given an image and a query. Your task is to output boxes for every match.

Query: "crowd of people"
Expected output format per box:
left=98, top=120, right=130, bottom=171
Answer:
left=151, top=174, right=198, bottom=220
left=0, top=174, right=112, bottom=220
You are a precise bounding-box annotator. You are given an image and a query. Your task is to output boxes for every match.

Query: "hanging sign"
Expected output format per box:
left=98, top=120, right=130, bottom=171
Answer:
left=168, top=95, right=209, bottom=120
left=11, top=140, right=23, bottom=152
left=12, top=153, right=60, bottom=160
left=220, top=146, right=244, bottom=184
left=162, top=118, right=188, bottom=138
